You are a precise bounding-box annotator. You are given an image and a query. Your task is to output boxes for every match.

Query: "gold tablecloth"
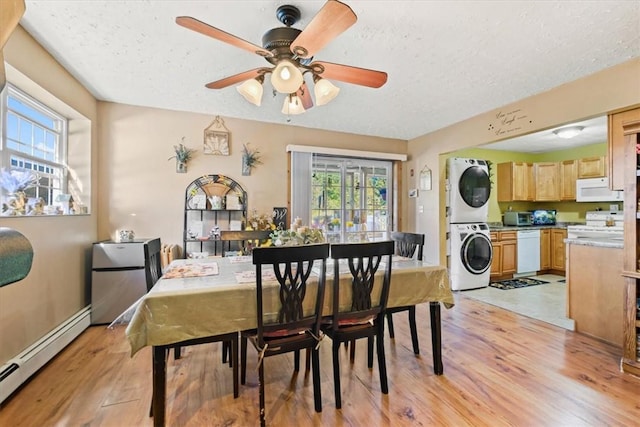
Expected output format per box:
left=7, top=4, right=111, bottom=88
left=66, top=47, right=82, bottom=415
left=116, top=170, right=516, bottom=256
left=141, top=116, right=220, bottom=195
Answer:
left=126, top=257, right=453, bottom=356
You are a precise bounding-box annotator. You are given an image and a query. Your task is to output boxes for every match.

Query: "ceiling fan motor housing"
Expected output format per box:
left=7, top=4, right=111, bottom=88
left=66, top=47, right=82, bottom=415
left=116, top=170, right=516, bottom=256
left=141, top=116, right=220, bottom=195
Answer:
left=262, top=27, right=311, bottom=66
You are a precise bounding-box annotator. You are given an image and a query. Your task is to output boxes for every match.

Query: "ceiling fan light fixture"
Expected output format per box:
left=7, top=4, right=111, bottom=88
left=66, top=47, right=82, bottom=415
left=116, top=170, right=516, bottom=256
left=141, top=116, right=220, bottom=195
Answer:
left=553, top=126, right=585, bottom=139
left=281, top=94, right=306, bottom=115
left=313, top=77, right=340, bottom=106
left=236, top=76, right=264, bottom=106
left=271, top=59, right=304, bottom=94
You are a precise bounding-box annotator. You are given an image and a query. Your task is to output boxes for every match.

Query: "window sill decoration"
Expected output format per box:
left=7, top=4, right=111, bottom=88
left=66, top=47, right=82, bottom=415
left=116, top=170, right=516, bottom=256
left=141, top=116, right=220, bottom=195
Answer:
left=169, top=138, right=197, bottom=173
left=1, top=168, right=37, bottom=216
left=242, top=143, right=262, bottom=176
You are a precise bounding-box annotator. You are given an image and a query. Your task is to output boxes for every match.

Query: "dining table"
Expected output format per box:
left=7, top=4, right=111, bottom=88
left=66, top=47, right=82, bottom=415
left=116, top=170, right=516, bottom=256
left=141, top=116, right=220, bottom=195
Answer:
left=125, top=255, right=454, bottom=427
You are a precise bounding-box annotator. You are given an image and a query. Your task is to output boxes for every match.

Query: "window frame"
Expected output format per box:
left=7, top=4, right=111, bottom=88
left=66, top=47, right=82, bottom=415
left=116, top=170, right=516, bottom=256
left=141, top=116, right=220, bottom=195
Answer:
left=1, top=83, right=70, bottom=213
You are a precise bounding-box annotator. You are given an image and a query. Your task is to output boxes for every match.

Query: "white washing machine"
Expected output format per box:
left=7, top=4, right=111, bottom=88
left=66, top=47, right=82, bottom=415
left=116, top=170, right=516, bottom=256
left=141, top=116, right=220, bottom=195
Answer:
left=447, top=157, right=491, bottom=224
left=449, top=223, right=492, bottom=291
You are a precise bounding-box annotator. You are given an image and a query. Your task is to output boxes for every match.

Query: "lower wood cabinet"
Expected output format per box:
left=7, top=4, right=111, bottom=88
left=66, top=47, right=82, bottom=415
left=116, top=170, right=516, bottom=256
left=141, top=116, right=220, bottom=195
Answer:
left=551, top=228, right=567, bottom=272
left=540, top=229, right=551, bottom=270
left=567, top=243, right=624, bottom=346
left=490, top=231, right=517, bottom=279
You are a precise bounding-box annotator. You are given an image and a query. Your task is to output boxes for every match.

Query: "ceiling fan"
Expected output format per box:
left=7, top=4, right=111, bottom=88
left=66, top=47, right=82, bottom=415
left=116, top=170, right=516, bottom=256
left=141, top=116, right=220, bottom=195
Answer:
left=175, top=0, right=387, bottom=115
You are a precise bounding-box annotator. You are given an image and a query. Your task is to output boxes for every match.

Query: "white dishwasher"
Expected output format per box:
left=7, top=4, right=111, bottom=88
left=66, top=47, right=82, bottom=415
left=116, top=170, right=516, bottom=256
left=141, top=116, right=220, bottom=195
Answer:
left=516, top=229, right=541, bottom=275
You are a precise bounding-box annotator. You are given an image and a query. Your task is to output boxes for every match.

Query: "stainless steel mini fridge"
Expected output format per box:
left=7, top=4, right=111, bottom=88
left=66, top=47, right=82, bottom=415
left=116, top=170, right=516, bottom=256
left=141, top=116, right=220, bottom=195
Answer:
left=90, top=238, right=159, bottom=324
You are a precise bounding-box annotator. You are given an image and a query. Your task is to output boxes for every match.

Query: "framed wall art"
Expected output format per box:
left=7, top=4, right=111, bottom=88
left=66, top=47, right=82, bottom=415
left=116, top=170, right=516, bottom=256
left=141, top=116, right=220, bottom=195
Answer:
left=203, top=115, right=230, bottom=156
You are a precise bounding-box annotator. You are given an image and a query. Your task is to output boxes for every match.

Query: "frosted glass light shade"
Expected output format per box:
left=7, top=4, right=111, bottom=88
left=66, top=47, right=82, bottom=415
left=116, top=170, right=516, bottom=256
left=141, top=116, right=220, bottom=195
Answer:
left=314, top=78, right=340, bottom=106
left=236, top=78, right=264, bottom=106
left=281, top=95, right=306, bottom=115
left=553, top=126, right=584, bottom=139
left=271, top=60, right=303, bottom=94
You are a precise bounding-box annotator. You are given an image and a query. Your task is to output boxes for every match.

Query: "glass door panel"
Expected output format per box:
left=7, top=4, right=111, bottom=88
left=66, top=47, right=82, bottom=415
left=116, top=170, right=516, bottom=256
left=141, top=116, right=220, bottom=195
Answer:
left=311, top=156, right=392, bottom=243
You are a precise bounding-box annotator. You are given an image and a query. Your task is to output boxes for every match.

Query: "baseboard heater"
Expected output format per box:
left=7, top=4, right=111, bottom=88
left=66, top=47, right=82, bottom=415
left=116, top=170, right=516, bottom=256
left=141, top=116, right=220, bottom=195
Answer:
left=0, top=306, right=91, bottom=403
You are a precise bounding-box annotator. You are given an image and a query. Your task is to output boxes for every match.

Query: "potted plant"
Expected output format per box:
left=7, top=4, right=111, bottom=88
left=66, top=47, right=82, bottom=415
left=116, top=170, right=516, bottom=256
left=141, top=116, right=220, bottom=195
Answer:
left=168, top=138, right=196, bottom=173
left=241, top=143, right=262, bottom=176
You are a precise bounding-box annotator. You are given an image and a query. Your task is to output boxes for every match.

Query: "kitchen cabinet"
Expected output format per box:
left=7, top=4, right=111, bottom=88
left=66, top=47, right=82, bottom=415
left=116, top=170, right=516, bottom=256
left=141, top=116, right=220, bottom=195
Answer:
left=540, top=229, right=551, bottom=270
left=490, top=230, right=517, bottom=279
left=183, top=174, right=247, bottom=258
left=550, top=228, right=567, bottom=272
left=497, top=162, right=534, bottom=202
left=534, top=162, right=560, bottom=201
left=559, top=160, right=577, bottom=200
left=621, top=118, right=640, bottom=376
left=577, top=156, right=606, bottom=179
left=567, top=242, right=624, bottom=346
left=608, top=107, right=640, bottom=191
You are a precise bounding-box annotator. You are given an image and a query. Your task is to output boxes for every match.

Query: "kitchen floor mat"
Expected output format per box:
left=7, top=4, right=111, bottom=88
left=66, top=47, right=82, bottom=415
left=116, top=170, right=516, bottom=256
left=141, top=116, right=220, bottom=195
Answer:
left=489, top=278, right=549, bottom=290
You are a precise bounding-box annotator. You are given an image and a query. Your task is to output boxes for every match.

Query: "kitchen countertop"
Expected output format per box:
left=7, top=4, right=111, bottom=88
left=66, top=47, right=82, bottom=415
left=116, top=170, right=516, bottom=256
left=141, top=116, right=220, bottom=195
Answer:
left=564, top=237, right=623, bottom=249
left=487, top=222, right=579, bottom=232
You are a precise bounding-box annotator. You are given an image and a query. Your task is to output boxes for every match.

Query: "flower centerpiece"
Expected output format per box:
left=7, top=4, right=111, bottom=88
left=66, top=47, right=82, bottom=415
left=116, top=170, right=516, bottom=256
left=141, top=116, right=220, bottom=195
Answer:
left=1, top=168, right=38, bottom=216
left=245, top=209, right=276, bottom=231
left=169, top=137, right=197, bottom=173
left=270, top=227, right=325, bottom=247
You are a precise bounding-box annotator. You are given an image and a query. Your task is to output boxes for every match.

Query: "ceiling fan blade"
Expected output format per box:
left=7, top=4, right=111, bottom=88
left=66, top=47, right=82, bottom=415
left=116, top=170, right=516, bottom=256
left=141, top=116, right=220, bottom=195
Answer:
left=311, top=61, right=387, bottom=88
left=205, top=68, right=269, bottom=89
left=296, top=82, right=314, bottom=110
left=290, top=0, right=357, bottom=59
left=176, top=16, right=273, bottom=58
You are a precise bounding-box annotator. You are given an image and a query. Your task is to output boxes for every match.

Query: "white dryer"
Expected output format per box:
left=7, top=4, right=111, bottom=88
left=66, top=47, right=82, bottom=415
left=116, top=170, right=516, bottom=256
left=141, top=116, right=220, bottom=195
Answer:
left=447, top=157, right=491, bottom=224
left=449, top=223, right=492, bottom=291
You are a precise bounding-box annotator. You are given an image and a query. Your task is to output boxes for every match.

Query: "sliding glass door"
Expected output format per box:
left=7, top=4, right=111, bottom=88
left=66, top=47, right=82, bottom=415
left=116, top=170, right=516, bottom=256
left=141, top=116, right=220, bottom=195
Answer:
left=310, top=155, right=392, bottom=243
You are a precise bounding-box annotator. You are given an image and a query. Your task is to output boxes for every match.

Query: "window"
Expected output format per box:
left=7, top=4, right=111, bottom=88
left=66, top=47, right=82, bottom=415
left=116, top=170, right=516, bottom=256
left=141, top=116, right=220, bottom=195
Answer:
left=1, top=84, right=69, bottom=214
left=291, top=148, right=396, bottom=243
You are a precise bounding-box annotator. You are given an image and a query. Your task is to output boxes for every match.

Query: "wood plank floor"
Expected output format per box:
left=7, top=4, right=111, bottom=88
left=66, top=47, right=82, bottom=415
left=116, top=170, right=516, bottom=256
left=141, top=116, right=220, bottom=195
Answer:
left=1, top=294, right=639, bottom=426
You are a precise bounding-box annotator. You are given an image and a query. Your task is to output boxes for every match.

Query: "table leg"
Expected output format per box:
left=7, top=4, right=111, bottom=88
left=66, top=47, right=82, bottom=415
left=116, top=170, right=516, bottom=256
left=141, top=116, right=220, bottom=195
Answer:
left=429, top=301, right=443, bottom=375
left=152, top=346, right=167, bottom=427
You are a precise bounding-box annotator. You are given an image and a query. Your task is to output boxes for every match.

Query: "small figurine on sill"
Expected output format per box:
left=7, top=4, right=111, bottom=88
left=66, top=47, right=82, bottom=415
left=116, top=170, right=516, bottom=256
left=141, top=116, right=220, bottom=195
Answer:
left=209, top=225, right=221, bottom=240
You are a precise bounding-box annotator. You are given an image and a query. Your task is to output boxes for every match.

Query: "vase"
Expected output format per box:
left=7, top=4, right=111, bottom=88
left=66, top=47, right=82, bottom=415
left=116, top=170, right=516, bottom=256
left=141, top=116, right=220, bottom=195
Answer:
left=176, top=160, right=187, bottom=173
left=242, top=160, right=251, bottom=176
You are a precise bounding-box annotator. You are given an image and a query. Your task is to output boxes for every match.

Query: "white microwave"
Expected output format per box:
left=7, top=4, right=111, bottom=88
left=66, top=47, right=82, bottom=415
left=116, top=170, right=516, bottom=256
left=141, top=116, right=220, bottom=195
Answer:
left=576, top=177, right=623, bottom=202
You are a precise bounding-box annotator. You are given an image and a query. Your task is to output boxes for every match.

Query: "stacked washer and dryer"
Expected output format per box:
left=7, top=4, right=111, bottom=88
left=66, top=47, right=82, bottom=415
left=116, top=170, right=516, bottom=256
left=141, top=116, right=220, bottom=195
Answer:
left=446, top=158, right=493, bottom=291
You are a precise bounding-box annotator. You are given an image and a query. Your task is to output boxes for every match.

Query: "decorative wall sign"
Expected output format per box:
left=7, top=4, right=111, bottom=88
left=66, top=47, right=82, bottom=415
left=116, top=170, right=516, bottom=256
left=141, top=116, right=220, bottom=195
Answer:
left=419, top=165, right=432, bottom=191
left=204, top=115, right=230, bottom=155
left=272, top=207, right=288, bottom=230
left=486, top=108, right=534, bottom=138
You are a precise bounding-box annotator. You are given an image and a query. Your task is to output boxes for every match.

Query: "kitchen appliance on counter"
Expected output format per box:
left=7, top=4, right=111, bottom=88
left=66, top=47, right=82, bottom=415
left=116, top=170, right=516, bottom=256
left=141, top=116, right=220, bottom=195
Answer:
left=566, top=210, right=623, bottom=239
left=90, top=238, right=159, bottom=324
left=503, top=211, right=532, bottom=226
left=531, top=209, right=556, bottom=226
left=576, top=177, right=623, bottom=202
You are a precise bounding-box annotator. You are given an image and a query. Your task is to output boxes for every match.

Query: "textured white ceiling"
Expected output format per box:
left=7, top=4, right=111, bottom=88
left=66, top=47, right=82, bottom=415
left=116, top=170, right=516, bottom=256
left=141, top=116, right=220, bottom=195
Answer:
left=19, top=1, right=640, bottom=142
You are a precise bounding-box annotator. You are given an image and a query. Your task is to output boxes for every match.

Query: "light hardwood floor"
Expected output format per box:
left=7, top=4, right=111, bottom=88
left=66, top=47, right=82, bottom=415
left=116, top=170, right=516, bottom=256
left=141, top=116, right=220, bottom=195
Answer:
left=1, top=294, right=639, bottom=426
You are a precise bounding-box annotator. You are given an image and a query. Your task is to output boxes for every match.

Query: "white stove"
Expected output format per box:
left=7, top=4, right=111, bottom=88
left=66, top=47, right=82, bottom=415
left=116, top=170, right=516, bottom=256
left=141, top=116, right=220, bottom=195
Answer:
left=567, top=210, right=624, bottom=239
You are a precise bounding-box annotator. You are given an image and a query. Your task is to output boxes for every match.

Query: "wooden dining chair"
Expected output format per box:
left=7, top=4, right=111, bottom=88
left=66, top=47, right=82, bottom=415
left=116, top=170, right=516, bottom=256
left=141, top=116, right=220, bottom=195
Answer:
left=386, top=231, right=425, bottom=354
left=240, top=243, right=330, bottom=427
left=322, top=240, right=394, bottom=409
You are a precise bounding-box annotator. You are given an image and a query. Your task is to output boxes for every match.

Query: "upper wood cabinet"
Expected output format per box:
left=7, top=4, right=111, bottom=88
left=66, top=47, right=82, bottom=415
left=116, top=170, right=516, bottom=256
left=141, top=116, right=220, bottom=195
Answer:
left=608, top=107, right=640, bottom=191
left=497, top=162, right=534, bottom=202
left=534, top=162, right=560, bottom=201
left=559, top=160, right=577, bottom=200
left=577, top=156, right=606, bottom=178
